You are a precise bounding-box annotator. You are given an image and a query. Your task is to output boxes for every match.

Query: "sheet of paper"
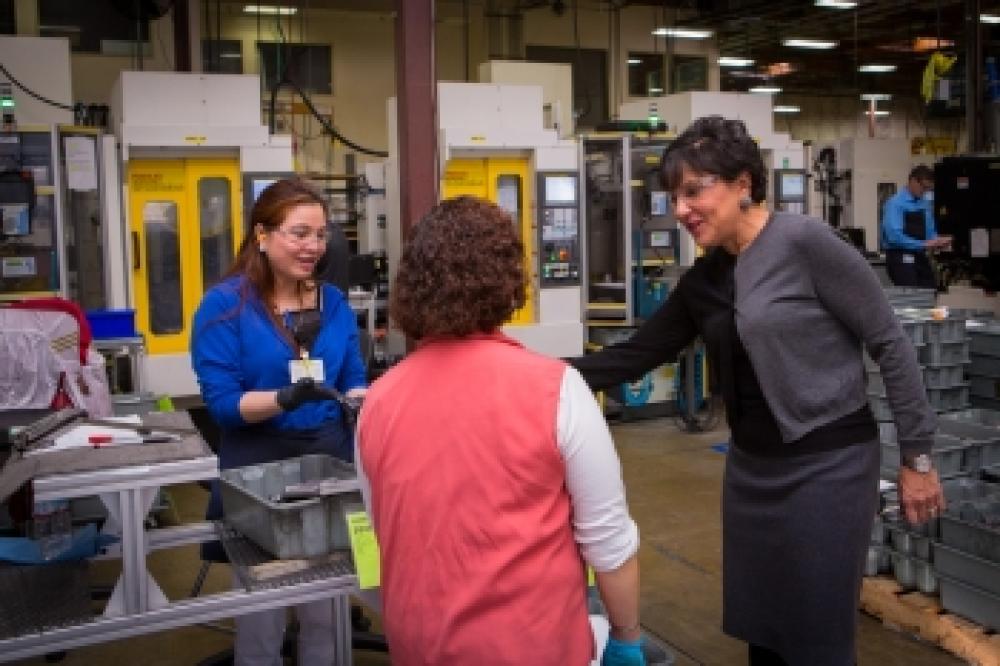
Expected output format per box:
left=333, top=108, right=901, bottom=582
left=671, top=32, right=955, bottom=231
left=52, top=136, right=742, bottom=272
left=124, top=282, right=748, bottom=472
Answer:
left=64, top=135, right=98, bottom=191
left=346, top=511, right=381, bottom=589
left=970, top=227, right=989, bottom=258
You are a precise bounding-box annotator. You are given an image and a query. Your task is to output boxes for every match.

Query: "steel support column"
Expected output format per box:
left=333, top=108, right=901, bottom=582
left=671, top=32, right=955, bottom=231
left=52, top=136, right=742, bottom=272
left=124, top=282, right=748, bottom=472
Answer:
left=395, top=0, right=438, bottom=241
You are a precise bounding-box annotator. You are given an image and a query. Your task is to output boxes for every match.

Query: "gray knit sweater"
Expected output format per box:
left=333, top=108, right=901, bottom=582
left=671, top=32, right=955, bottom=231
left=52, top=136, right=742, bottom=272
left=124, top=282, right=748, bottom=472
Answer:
left=735, top=212, right=935, bottom=455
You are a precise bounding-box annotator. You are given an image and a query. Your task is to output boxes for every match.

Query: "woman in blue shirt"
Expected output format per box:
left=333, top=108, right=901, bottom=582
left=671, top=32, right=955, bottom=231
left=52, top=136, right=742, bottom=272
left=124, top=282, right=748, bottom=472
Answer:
left=191, top=177, right=367, bottom=666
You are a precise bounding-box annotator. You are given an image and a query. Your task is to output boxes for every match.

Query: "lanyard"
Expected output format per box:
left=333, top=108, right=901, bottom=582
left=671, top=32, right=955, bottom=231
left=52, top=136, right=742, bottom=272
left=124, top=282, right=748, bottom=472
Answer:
left=283, top=289, right=323, bottom=359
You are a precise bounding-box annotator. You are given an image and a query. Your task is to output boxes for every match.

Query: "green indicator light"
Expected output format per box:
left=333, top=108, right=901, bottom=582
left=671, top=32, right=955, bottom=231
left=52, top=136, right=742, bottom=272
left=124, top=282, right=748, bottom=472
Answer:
left=0, top=98, right=14, bottom=108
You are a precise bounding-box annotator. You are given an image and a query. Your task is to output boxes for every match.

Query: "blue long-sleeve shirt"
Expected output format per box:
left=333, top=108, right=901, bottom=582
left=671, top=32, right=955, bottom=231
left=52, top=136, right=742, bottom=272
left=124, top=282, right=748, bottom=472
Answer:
left=191, top=275, right=367, bottom=430
left=881, top=188, right=937, bottom=251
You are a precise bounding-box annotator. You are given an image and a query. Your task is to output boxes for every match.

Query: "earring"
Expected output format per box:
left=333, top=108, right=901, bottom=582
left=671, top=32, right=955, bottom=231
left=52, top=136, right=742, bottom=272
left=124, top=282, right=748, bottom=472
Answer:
left=259, top=243, right=267, bottom=253
left=739, top=195, right=752, bottom=211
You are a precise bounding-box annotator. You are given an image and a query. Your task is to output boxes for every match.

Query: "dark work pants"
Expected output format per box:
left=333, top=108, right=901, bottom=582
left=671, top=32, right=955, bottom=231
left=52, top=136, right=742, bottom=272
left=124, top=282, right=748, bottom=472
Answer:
left=885, top=249, right=935, bottom=289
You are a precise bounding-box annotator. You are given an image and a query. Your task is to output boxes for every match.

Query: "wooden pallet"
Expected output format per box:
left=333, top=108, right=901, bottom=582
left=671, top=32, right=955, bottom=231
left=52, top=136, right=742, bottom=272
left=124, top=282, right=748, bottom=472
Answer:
left=861, top=577, right=1000, bottom=666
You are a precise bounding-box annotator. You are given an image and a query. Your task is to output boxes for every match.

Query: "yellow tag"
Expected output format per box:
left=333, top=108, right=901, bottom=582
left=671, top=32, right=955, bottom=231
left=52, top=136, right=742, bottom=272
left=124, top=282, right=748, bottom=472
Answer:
left=346, top=511, right=381, bottom=589
left=587, top=565, right=595, bottom=587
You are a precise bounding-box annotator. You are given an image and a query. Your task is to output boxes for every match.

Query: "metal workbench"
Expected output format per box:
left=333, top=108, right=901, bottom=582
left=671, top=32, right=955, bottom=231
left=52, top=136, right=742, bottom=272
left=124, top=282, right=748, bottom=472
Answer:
left=0, top=414, right=359, bottom=664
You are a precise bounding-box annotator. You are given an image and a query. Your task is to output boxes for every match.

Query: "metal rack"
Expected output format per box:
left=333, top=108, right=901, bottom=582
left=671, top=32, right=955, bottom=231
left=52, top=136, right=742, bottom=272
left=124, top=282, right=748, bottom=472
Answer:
left=0, top=416, right=358, bottom=664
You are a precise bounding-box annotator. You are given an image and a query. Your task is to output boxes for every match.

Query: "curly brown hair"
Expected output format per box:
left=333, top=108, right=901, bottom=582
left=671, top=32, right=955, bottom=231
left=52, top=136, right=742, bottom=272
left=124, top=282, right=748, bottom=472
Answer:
left=391, top=196, right=526, bottom=340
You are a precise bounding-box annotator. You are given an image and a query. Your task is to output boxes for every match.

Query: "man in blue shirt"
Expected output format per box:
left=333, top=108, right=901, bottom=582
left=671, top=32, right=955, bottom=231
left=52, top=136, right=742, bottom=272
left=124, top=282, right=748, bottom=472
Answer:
left=881, top=164, right=952, bottom=288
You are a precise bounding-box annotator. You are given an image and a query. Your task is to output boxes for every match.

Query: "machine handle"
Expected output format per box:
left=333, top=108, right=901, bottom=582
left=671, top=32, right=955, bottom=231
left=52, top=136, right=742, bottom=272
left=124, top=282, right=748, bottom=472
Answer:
left=131, top=231, right=140, bottom=271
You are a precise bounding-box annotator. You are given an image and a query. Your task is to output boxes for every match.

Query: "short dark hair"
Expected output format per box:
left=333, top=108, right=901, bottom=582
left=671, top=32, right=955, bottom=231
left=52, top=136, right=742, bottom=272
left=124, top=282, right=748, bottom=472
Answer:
left=391, top=196, right=525, bottom=340
left=660, top=115, right=768, bottom=203
left=909, top=164, right=934, bottom=182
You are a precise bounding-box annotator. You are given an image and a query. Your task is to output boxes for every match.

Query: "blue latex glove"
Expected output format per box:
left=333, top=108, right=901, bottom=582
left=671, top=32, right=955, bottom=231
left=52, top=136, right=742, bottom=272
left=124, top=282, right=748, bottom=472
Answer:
left=602, top=635, right=646, bottom=666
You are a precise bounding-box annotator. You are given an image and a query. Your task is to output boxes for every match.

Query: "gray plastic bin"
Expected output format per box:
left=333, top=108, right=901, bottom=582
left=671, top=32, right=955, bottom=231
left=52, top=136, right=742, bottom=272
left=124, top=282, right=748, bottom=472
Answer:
left=923, top=364, right=965, bottom=389
left=220, top=454, right=362, bottom=559
left=969, top=324, right=1000, bottom=358
left=934, top=543, right=1000, bottom=597
left=920, top=341, right=970, bottom=365
left=939, top=514, right=1000, bottom=564
left=937, top=575, right=1000, bottom=631
left=882, top=435, right=966, bottom=477
left=925, top=318, right=966, bottom=344
left=970, top=354, right=1000, bottom=378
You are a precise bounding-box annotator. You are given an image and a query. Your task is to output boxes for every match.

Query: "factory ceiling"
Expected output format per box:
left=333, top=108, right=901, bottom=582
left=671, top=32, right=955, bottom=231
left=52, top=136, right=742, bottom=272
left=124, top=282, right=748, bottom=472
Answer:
left=215, top=0, right=1000, bottom=100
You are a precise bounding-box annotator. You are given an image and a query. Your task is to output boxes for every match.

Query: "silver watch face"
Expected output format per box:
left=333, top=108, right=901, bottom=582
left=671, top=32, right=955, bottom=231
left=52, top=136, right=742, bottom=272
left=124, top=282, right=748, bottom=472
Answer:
left=907, top=454, right=933, bottom=473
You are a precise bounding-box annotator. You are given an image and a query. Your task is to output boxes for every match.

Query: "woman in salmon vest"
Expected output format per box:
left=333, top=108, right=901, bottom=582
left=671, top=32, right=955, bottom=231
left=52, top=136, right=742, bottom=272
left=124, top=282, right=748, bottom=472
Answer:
left=357, top=196, right=645, bottom=666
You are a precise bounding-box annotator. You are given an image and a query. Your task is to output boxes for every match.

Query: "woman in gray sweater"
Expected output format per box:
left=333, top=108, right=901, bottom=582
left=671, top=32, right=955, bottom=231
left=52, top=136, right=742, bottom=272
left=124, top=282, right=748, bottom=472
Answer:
left=571, top=116, right=945, bottom=666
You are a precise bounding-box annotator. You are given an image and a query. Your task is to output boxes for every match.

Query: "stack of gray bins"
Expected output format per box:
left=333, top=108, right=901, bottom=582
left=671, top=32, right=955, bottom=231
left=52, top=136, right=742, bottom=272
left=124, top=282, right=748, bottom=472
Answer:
left=968, top=321, right=1000, bottom=411
left=882, top=287, right=937, bottom=309
left=933, top=477, right=1000, bottom=631
left=871, top=311, right=972, bottom=481
left=883, top=512, right=937, bottom=594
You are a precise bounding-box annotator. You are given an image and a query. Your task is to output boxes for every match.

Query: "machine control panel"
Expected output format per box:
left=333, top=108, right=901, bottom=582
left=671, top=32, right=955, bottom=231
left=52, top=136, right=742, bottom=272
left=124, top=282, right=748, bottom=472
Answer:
left=537, top=172, right=580, bottom=286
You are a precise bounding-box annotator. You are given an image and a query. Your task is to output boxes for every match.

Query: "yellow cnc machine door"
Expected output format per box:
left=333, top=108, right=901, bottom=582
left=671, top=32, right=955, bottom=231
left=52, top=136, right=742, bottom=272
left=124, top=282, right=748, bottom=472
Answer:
left=128, top=158, right=241, bottom=355
left=441, top=156, right=535, bottom=325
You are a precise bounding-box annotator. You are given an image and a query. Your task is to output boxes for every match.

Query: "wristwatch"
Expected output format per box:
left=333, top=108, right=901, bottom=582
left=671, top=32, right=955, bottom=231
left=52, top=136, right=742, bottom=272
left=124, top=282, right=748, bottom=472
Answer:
left=902, top=453, right=933, bottom=474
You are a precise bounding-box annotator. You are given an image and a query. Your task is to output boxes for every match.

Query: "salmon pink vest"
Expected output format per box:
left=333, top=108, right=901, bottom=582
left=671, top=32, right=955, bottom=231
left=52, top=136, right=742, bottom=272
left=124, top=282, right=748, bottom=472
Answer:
left=358, top=332, right=593, bottom=665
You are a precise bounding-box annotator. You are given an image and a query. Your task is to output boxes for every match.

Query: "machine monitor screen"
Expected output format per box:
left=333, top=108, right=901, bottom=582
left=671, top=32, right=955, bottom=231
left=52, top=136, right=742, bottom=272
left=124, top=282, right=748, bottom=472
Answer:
left=251, top=178, right=279, bottom=203
left=779, top=172, right=805, bottom=200
left=544, top=175, right=577, bottom=204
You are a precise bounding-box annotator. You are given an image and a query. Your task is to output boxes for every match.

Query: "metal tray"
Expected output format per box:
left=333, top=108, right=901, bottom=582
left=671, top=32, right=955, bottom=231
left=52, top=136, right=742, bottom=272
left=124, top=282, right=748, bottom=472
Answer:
left=937, top=574, right=1000, bottom=631
left=934, top=543, right=1000, bottom=597
left=220, top=454, right=363, bottom=560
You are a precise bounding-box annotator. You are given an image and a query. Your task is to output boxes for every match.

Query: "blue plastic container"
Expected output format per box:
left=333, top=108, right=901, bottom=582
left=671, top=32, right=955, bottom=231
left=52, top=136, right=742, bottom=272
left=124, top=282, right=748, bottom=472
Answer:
left=85, top=309, right=139, bottom=340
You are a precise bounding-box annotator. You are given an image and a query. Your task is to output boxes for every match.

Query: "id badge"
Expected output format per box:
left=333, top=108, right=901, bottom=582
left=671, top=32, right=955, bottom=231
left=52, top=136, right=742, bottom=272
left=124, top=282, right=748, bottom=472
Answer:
left=902, top=253, right=916, bottom=264
left=290, top=358, right=325, bottom=383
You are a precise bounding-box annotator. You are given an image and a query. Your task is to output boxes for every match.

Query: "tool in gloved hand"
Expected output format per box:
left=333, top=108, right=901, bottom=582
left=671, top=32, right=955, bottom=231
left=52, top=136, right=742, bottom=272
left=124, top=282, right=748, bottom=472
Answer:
left=276, top=378, right=363, bottom=426
left=602, top=635, right=646, bottom=666
left=276, top=377, right=338, bottom=411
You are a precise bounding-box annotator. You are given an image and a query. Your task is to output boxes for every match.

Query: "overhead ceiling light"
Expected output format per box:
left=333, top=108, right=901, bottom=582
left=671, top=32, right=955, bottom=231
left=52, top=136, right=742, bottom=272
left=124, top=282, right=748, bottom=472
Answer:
left=749, top=85, right=782, bottom=94
left=648, top=87, right=664, bottom=94
left=244, top=4, right=298, bottom=15
left=652, top=27, right=713, bottom=39
left=866, top=109, right=891, bottom=116
left=815, top=0, right=858, bottom=7
left=982, top=14, right=1000, bottom=23
left=774, top=105, right=801, bottom=113
left=718, top=56, right=754, bottom=67
left=628, top=58, right=641, bottom=65
left=859, top=64, right=897, bottom=73
left=860, top=93, right=892, bottom=101
left=783, top=38, right=838, bottom=49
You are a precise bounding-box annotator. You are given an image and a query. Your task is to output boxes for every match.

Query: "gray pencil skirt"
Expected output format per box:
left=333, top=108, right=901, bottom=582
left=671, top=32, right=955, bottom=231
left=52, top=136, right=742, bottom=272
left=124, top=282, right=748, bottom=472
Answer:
left=721, top=437, right=880, bottom=666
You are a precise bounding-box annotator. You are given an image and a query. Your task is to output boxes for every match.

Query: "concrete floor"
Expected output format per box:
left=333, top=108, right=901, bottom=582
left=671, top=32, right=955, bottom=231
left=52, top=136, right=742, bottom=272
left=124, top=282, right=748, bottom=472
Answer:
left=15, top=417, right=961, bottom=665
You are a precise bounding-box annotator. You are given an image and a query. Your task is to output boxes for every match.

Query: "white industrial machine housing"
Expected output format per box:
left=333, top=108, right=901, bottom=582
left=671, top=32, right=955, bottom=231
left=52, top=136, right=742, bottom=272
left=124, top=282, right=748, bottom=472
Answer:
left=111, top=71, right=293, bottom=398
left=385, top=82, right=584, bottom=360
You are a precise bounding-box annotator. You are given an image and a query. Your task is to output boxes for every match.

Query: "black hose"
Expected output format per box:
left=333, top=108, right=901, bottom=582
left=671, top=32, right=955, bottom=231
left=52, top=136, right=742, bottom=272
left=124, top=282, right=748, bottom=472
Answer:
left=0, top=62, right=73, bottom=111
left=269, top=77, right=388, bottom=158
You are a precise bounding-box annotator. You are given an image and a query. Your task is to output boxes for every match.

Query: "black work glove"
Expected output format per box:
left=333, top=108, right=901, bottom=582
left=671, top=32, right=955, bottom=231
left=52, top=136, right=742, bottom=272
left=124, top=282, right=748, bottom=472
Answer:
left=276, top=378, right=335, bottom=412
